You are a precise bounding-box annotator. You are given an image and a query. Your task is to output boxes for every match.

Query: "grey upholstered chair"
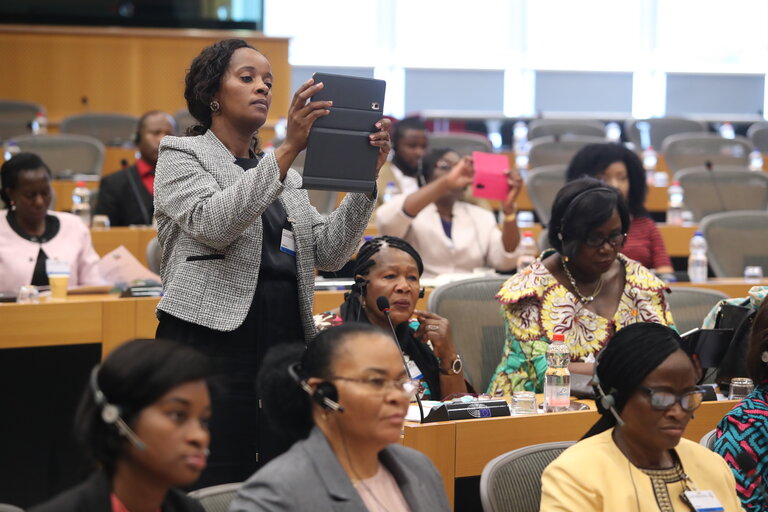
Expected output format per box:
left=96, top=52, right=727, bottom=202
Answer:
left=480, top=441, right=575, bottom=512
left=624, top=117, right=707, bottom=151
left=188, top=482, right=242, bottom=512
left=174, top=109, right=197, bottom=136
left=0, top=99, right=43, bottom=141
left=528, top=119, right=606, bottom=142
left=665, top=286, right=728, bottom=334
left=675, top=169, right=768, bottom=221
left=527, top=135, right=604, bottom=169
left=60, top=112, right=139, bottom=146
left=427, top=275, right=509, bottom=391
left=662, top=134, right=752, bottom=173
left=699, top=428, right=718, bottom=450
left=427, top=132, right=493, bottom=155
left=747, top=122, right=768, bottom=153
left=11, top=133, right=105, bottom=178
left=524, top=165, right=567, bottom=225
left=700, top=211, right=768, bottom=277
left=146, top=237, right=163, bottom=274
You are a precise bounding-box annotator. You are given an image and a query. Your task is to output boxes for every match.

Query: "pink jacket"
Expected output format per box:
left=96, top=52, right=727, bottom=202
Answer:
left=0, top=210, right=103, bottom=292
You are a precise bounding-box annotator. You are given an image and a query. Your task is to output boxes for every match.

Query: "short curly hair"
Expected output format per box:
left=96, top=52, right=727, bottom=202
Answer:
left=184, top=38, right=261, bottom=139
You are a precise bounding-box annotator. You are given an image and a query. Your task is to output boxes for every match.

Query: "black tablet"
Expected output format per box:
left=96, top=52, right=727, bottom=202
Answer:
left=301, top=73, right=386, bottom=193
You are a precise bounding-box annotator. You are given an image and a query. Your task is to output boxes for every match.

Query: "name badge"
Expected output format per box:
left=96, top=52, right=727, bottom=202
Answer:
left=405, top=356, right=423, bottom=380
left=681, top=490, right=724, bottom=512
left=280, top=228, right=296, bottom=256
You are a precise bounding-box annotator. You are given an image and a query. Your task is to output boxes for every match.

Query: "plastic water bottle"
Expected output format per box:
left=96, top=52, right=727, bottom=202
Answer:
left=667, top=181, right=685, bottom=226
left=749, top=150, right=764, bottom=171
left=513, top=121, right=528, bottom=151
left=719, top=122, right=735, bottom=139
left=31, top=112, right=48, bottom=135
left=545, top=334, right=571, bottom=412
left=642, top=145, right=657, bottom=185
left=71, top=181, right=92, bottom=226
left=516, top=231, right=537, bottom=273
left=605, top=122, right=621, bottom=143
left=3, top=141, right=20, bottom=161
left=382, top=181, right=398, bottom=203
left=688, top=231, right=708, bottom=283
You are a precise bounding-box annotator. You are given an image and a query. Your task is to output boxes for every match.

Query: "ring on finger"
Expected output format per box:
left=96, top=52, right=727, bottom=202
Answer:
left=427, top=324, right=439, bottom=331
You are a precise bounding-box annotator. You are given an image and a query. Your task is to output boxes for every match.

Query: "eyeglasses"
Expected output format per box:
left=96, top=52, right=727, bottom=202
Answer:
left=435, top=161, right=453, bottom=171
left=638, top=386, right=705, bottom=412
left=331, top=376, right=421, bottom=398
left=583, top=231, right=626, bottom=249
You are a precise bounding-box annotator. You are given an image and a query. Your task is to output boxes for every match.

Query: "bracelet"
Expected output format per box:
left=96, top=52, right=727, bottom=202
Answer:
left=503, top=211, right=517, bottom=223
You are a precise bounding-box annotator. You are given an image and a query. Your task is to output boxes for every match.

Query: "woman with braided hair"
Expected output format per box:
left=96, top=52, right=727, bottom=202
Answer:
left=315, top=236, right=468, bottom=400
left=540, top=323, right=743, bottom=512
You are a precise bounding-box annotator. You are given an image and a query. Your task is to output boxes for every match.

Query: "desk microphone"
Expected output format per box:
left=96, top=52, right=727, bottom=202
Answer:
left=704, top=160, right=727, bottom=213
left=735, top=450, right=768, bottom=505
left=376, top=296, right=425, bottom=423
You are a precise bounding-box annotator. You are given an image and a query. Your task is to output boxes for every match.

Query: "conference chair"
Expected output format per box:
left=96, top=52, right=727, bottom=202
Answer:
left=699, top=429, right=718, bottom=450
left=538, top=228, right=552, bottom=253
left=427, top=275, right=509, bottom=391
left=525, top=165, right=567, bottom=225
left=60, top=113, right=139, bottom=147
left=174, top=109, right=197, bottom=136
left=700, top=211, right=768, bottom=277
left=188, top=482, right=241, bottom=512
left=527, top=135, right=604, bottom=169
left=146, top=237, right=163, bottom=274
left=665, top=286, right=728, bottom=334
left=0, top=99, right=43, bottom=141
left=528, top=119, right=606, bottom=142
left=662, top=134, right=752, bottom=173
left=0, top=504, right=24, bottom=512
left=747, top=121, right=768, bottom=153
left=674, top=169, right=768, bottom=221
left=11, top=134, right=105, bottom=178
left=427, top=132, right=493, bottom=155
left=480, top=441, right=575, bottom=512
left=624, top=117, right=707, bottom=151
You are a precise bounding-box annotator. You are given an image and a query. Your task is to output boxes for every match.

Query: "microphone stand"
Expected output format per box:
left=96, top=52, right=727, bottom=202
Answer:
left=704, top=160, right=727, bottom=213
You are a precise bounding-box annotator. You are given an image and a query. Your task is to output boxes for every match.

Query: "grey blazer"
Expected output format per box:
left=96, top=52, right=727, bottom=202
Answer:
left=229, top=427, right=451, bottom=512
left=154, top=131, right=375, bottom=338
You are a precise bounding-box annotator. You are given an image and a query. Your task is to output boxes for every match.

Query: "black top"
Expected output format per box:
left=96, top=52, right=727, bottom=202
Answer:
left=94, top=165, right=154, bottom=226
left=6, top=211, right=60, bottom=286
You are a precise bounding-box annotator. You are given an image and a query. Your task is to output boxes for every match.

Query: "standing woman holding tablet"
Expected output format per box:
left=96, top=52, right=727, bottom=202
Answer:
left=153, top=38, right=391, bottom=486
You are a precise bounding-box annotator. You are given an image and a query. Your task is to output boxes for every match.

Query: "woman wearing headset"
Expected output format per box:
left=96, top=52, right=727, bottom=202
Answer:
left=230, top=323, right=451, bottom=511
left=540, top=323, right=743, bottom=512
left=488, top=178, right=674, bottom=395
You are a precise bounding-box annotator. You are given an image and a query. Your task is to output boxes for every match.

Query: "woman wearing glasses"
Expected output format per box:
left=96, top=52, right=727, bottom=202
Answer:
left=488, top=178, right=674, bottom=394
left=230, top=323, right=451, bottom=511
left=376, top=148, right=522, bottom=278
left=540, top=323, right=743, bottom=511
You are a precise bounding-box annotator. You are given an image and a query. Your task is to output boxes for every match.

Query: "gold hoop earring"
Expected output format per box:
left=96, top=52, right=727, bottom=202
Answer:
left=209, top=100, right=220, bottom=113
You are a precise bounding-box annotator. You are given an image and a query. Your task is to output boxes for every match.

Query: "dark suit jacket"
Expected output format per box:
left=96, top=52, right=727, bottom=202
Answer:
left=229, top=426, right=451, bottom=511
left=95, top=165, right=154, bottom=226
left=28, top=472, right=205, bottom=512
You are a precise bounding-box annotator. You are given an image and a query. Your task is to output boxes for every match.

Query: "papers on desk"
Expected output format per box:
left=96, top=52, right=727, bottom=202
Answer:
left=406, top=401, right=442, bottom=422
left=97, top=245, right=160, bottom=284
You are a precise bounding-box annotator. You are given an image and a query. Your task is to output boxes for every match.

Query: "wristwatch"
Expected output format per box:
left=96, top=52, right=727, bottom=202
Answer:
left=439, top=354, right=463, bottom=375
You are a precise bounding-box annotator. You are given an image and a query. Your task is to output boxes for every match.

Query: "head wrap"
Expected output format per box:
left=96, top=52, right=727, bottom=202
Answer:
left=583, top=322, right=685, bottom=438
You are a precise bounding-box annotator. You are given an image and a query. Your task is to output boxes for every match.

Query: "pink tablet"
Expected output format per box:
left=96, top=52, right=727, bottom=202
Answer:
left=472, top=151, right=510, bottom=200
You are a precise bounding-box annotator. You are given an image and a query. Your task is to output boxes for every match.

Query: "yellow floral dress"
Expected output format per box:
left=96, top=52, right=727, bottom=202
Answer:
left=487, top=253, right=675, bottom=394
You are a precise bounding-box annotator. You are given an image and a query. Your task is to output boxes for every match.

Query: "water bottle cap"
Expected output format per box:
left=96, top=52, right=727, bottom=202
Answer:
left=522, top=231, right=533, bottom=237
left=387, top=181, right=395, bottom=186
left=671, top=181, right=681, bottom=186
left=694, top=230, right=703, bottom=236
left=552, top=333, right=565, bottom=342
left=76, top=181, right=86, bottom=187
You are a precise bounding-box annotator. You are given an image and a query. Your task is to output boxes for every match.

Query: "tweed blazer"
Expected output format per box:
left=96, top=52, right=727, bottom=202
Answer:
left=229, top=426, right=451, bottom=511
left=154, top=130, right=375, bottom=337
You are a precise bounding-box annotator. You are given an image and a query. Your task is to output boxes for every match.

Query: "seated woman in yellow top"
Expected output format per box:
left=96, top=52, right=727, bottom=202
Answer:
left=540, top=323, right=744, bottom=512
left=488, top=178, right=674, bottom=394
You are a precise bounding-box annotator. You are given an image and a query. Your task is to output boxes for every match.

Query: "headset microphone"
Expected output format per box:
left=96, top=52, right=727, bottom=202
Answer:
left=288, top=362, right=344, bottom=412
left=89, top=366, right=146, bottom=451
left=376, top=296, right=425, bottom=423
left=590, top=370, right=624, bottom=427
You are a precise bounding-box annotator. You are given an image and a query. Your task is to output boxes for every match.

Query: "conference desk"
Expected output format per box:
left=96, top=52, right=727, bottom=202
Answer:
left=90, top=226, right=156, bottom=267
left=401, top=399, right=738, bottom=508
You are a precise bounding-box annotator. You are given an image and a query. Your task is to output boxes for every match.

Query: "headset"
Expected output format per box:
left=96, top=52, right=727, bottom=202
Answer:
left=89, top=365, right=146, bottom=450
left=590, top=355, right=625, bottom=427
left=288, top=362, right=344, bottom=412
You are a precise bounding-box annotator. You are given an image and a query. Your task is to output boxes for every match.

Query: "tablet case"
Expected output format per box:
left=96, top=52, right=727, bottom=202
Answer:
left=471, top=151, right=510, bottom=200
left=302, top=73, right=386, bottom=193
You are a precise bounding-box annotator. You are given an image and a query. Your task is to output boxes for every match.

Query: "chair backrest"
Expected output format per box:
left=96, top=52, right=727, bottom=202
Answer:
left=747, top=122, right=768, bottom=153
left=0, top=99, right=44, bottom=141
left=538, top=227, right=552, bottom=252
left=480, top=441, right=575, bottom=512
left=662, top=133, right=752, bottom=173
left=700, top=210, right=768, bottom=277
left=174, top=109, right=197, bottom=136
left=427, top=275, right=509, bottom=391
left=665, top=286, right=729, bottom=334
left=527, top=135, right=605, bottom=169
left=624, top=117, right=707, bottom=151
left=146, top=237, right=162, bottom=274
left=525, top=165, right=567, bottom=225
left=307, top=188, right=339, bottom=216
left=11, top=134, right=105, bottom=178
left=528, top=119, right=606, bottom=142
left=0, top=504, right=24, bottom=512
left=188, top=482, right=242, bottom=512
left=675, top=169, right=768, bottom=221
left=60, top=113, right=139, bottom=147
left=699, top=428, right=718, bottom=450
left=427, top=132, right=493, bottom=155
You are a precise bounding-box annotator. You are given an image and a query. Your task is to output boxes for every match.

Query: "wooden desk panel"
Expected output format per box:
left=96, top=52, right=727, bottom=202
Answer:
left=674, top=279, right=768, bottom=298
left=90, top=226, right=155, bottom=267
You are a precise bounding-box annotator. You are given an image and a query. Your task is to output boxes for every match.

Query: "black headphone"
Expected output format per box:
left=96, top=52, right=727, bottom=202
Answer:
left=288, top=362, right=344, bottom=413
left=418, top=287, right=425, bottom=299
left=557, top=186, right=616, bottom=242
left=590, top=356, right=625, bottom=427
left=89, top=365, right=146, bottom=450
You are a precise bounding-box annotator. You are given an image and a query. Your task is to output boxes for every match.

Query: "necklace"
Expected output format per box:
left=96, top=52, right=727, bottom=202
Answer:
left=561, top=258, right=604, bottom=304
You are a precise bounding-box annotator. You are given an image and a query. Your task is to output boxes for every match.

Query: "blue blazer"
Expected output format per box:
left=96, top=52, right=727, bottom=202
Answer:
left=229, top=427, right=451, bottom=511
